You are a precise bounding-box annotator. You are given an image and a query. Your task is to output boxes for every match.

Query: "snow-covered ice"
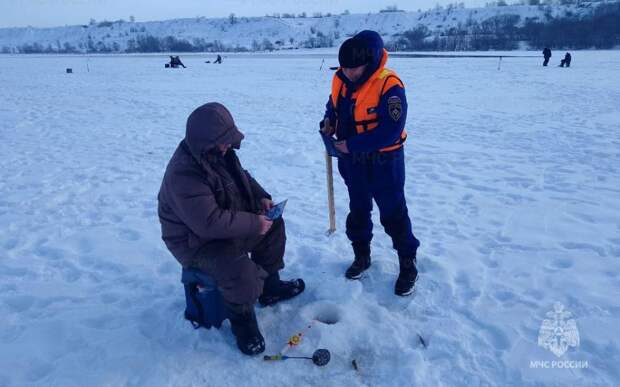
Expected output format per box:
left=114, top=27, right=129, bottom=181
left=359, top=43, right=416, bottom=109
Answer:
left=1, top=51, right=619, bottom=386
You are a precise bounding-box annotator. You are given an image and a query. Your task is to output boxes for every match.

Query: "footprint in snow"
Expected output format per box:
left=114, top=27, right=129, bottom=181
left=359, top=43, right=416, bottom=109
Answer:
left=560, top=242, right=605, bottom=257
left=3, top=238, right=19, bottom=250
left=34, top=245, right=66, bottom=261
left=492, top=289, right=515, bottom=303
left=3, top=294, right=37, bottom=315
left=482, top=256, right=500, bottom=269
left=157, top=261, right=178, bottom=276
left=548, top=257, right=574, bottom=269
left=99, top=293, right=120, bottom=304
left=24, top=358, right=54, bottom=383
left=117, top=228, right=141, bottom=241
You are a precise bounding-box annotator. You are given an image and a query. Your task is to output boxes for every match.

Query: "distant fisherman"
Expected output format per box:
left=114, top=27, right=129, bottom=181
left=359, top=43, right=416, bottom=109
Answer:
left=542, top=47, right=551, bottom=67
left=559, top=52, right=572, bottom=68
left=168, top=55, right=186, bottom=68
left=320, top=30, right=420, bottom=296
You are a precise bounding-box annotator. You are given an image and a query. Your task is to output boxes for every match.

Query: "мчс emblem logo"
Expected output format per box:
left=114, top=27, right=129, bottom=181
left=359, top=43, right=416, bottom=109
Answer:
left=387, top=95, right=402, bottom=121
left=537, top=302, right=580, bottom=357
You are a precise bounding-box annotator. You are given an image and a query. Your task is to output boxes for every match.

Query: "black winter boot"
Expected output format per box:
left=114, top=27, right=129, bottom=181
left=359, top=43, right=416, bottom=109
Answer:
left=225, top=302, right=265, bottom=356
left=394, top=255, right=418, bottom=296
left=345, top=242, right=371, bottom=280
left=258, top=272, right=305, bottom=307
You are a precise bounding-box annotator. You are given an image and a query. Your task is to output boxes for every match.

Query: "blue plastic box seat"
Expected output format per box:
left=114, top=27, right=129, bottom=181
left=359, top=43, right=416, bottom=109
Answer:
left=181, top=268, right=229, bottom=329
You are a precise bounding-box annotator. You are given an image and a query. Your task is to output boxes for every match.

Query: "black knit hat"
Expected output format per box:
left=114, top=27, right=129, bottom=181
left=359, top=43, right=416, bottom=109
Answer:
left=338, top=37, right=372, bottom=68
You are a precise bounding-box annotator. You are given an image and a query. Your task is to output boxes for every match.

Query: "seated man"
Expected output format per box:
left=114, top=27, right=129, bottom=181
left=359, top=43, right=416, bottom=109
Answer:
left=169, top=55, right=186, bottom=68
left=560, top=52, right=572, bottom=68
left=158, top=102, right=304, bottom=355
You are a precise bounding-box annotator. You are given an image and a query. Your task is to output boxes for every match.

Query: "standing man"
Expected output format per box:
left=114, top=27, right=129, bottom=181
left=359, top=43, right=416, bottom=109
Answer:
left=542, top=47, right=552, bottom=67
left=158, top=103, right=304, bottom=356
left=320, top=30, right=420, bottom=296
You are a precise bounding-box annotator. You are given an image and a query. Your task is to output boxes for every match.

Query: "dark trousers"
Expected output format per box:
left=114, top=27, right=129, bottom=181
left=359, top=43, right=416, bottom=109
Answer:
left=198, top=218, right=286, bottom=305
left=543, top=57, right=550, bottom=66
left=560, top=59, right=571, bottom=68
left=337, top=148, right=420, bottom=258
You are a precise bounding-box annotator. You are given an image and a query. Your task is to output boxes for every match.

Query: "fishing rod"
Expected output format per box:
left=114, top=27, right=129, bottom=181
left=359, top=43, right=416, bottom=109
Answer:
left=264, top=349, right=331, bottom=367
left=263, top=320, right=331, bottom=367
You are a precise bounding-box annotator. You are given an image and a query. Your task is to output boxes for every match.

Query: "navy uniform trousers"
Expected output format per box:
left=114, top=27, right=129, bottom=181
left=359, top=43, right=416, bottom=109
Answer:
left=337, top=147, right=420, bottom=258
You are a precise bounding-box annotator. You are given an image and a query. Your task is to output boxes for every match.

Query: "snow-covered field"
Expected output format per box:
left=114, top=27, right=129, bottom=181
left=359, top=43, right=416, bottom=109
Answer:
left=1, top=51, right=619, bottom=386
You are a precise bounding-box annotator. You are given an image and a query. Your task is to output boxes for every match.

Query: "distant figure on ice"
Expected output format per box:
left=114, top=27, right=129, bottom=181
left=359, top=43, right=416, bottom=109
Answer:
left=167, top=55, right=186, bottom=68
left=320, top=30, right=420, bottom=296
left=560, top=52, right=572, bottom=68
left=214, top=54, right=222, bottom=64
left=158, top=103, right=304, bottom=356
left=542, top=47, right=552, bottom=67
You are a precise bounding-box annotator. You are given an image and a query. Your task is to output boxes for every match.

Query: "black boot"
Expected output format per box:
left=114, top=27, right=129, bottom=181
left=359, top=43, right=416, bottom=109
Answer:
left=394, top=255, right=418, bottom=296
left=225, top=302, right=265, bottom=356
left=258, top=272, right=305, bottom=307
left=345, top=242, right=371, bottom=280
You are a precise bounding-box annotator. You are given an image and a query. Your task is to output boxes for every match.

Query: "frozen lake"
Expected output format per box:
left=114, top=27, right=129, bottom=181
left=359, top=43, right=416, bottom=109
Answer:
left=1, top=51, right=619, bottom=386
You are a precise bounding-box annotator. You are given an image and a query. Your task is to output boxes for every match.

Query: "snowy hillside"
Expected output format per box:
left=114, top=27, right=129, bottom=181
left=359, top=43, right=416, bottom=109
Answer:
left=0, top=2, right=614, bottom=53
left=1, top=51, right=619, bottom=386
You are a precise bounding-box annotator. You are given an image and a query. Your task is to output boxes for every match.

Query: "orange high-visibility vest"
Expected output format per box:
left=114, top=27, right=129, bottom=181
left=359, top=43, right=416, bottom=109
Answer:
left=330, top=49, right=407, bottom=152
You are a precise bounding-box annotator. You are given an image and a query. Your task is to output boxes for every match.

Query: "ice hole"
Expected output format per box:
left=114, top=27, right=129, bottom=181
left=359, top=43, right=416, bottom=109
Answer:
left=314, top=304, right=341, bottom=325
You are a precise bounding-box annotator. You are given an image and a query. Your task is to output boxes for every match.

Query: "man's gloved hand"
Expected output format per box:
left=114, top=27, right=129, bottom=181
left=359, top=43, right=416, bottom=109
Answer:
left=320, top=118, right=335, bottom=136
left=335, top=140, right=349, bottom=154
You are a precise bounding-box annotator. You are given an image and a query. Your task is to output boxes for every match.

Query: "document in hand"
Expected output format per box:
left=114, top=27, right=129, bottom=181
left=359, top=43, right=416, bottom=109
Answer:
left=320, top=132, right=342, bottom=158
left=265, top=200, right=288, bottom=221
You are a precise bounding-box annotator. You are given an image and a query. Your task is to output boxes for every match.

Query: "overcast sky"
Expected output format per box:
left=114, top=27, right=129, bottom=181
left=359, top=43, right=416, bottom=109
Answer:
left=0, top=0, right=487, bottom=28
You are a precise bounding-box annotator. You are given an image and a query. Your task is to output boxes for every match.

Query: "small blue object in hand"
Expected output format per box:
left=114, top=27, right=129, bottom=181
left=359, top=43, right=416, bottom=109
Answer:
left=320, top=132, right=342, bottom=158
left=265, top=200, right=288, bottom=220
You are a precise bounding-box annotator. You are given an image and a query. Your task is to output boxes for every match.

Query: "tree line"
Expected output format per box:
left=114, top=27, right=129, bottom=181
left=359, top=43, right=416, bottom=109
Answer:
left=389, top=2, right=620, bottom=51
